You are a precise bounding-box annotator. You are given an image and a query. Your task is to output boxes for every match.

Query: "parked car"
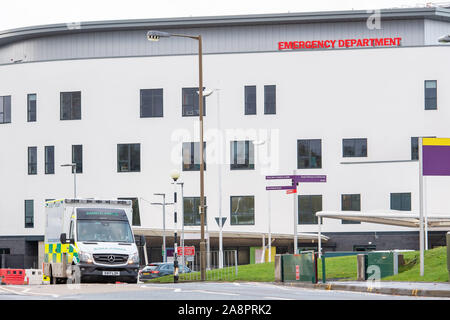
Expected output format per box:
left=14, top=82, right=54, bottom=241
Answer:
left=139, top=262, right=192, bottom=281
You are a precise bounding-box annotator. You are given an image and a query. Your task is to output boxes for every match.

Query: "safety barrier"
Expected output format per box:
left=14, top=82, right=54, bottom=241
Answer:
left=0, top=268, right=26, bottom=285
left=25, top=269, right=44, bottom=285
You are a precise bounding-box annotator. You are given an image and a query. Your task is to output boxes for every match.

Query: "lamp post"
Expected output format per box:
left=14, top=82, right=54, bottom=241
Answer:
left=148, top=30, right=207, bottom=281
left=61, top=163, right=77, bottom=198
left=176, top=182, right=185, bottom=268
left=170, top=169, right=181, bottom=282
left=150, top=193, right=174, bottom=263
left=252, top=139, right=272, bottom=263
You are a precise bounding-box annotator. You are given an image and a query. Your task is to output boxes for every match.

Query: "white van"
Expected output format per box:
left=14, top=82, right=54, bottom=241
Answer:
left=43, top=199, right=140, bottom=284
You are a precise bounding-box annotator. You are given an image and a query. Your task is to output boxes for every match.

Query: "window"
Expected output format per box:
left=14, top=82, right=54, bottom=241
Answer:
left=390, top=193, right=411, bottom=211
left=72, top=145, right=83, bottom=173
left=183, top=197, right=207, bottom=226
left=411, top=136, right=435, bottom=160
left=140, top=89, right=163, bottom=117
left=118, top=197, right=141, bottom=226
left=182, top=142, right=206, bottom=171
left=117, top=144, right=140, bottom=172
left=27, top=94, right=37, bottom=122
left=230, top=141, right=254, bottom=170
left=298, top=195, right=322, bottom=225
left=297, top=139, right=322, bottom=169
left=264, top=85, right=276, bottom=114
left=45, top=146, right=55, bottom=174
left=28, top=147, right=37, bottom=175
left=244, top=86, right=256, bottom=115
left=425, top=80, right=437, bottom=110
left=341, top=194, right=361, bottom=224
left=230, top=196, right=254, bottom=225
left=343, top=138, right=367, bottom=157
left=0, top=96, right=11, bottom=124
left=182, top=87, right=205, bottom=116
left=25, top=200, right=34, bottom=228
left=411, top=137, right=419, bottom=160
left=60, top=91, right=81, bottom=120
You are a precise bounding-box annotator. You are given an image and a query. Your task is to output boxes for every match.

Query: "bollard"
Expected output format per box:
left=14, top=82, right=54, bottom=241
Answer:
left=357, top=254, right=366, bottom=281
left=274, top=255, right=282, bottom=282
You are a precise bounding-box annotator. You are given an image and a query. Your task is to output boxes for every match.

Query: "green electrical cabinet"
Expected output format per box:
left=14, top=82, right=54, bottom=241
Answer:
left=365, top=252, right=395, bottom=280
left=281, top=252, right=317, bottom=283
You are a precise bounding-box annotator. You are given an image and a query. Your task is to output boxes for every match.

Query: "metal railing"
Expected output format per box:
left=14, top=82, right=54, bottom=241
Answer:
left=178, top=250, right=238, bottom=282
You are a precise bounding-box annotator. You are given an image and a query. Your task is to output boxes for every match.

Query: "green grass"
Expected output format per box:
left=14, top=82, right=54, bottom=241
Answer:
left=145, top=246, right=448, bottom=283
left=383, top=246, right=448, bottom=282
left=146, top=262, right=276, bottom=283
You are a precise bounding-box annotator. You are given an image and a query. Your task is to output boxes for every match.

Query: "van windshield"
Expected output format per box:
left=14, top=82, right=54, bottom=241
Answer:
left=77, top=220, right=134, bottom=243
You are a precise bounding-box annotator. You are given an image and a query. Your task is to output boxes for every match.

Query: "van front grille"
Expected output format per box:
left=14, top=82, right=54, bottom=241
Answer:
left=93, top=254, right=128, bottom=265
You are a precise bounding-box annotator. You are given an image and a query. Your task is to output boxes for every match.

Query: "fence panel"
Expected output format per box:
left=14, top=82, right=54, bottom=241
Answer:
left=178, top=250, right=238, bottom=282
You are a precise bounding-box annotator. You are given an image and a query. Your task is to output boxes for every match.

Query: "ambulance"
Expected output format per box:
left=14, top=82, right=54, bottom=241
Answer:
left=43, top=199, right=140, bottom=284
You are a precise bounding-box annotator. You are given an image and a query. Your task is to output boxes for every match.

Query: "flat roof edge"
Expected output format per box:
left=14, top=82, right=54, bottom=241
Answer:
left=1, top=7, right=450, bottom=46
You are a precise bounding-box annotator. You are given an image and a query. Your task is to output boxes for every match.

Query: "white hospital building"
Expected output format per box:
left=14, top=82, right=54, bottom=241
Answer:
left=1, top=6, right=450, bottom=267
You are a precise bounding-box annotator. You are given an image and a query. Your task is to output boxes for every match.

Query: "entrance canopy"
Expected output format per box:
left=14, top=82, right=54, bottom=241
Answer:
left=315, top=211, right=450, bottom=228
left=133, top=227, right=329, bottom=242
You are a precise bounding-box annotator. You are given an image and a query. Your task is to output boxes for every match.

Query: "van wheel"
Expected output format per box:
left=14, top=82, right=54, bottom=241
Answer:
left=67, top=265, right=81, bottom=284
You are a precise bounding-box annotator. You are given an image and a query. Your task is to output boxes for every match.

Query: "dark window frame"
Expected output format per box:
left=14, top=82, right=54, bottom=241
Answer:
left=182, top=87, right=206, bottom=117
left=230, top=195, right=255, bottom=226
left=0, top=95, right=11, bottom=124
left=182, top=142, right=206, bottom=171
left=341, top=194, right=361, bottom=224
left=230, top=140, right=254, bottom=170
left=424, top=80, right=437, bottom=110
left=298, top=195, right=322, bottom=225
left=342, top=138, right=367, bottom=157
left=264, top=85, right=276, bottom=115
left=60, top=91, right=81, bottom=120
left=27, top=93, right=37, bottom=122
left=118, top=197, right=141, bottom=226
left=117, top=143, right=141, bottom=173
left=183, top=196, right=207, bottom=226
left=25, top=200, right=34, bottom=228
left=45, top=146, right=55, bottom=174
left=297, top=139, right=322, bottom=169
left=140, top=88, right=163, bottom=118
left=72, top=145, right=83, bottom=174
left=244, top=85, right=256, bottom=115
left=390, top=192, right=411, bottom=211
left=28, top=146, right=37, bottom=175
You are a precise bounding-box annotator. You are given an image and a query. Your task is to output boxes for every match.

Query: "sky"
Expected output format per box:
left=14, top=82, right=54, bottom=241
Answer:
left=0, top=0, right=446, bottom=31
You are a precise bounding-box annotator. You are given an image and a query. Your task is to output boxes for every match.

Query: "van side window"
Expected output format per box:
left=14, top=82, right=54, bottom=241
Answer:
left=69, top=220, right=74, bottom=239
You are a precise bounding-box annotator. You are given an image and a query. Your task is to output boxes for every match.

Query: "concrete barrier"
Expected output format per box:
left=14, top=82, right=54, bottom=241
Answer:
left=25, top=269, right=43, bottom=285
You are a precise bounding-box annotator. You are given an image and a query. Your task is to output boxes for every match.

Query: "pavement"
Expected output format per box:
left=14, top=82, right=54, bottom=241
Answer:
left=278, top=280, right=450, bottom=298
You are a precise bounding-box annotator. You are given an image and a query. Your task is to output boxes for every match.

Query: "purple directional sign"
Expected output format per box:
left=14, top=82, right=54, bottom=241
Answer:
left=266, top=185, right=296, bottom=191
left=266, top=175, right=327, bottom=183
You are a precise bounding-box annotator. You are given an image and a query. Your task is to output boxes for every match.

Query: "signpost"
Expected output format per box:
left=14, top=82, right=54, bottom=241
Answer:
left=265, top=174, right=327, bottom=255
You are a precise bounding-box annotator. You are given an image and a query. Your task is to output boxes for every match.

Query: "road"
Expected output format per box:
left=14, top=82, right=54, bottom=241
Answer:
left=0, top=281, right=446, bottom=300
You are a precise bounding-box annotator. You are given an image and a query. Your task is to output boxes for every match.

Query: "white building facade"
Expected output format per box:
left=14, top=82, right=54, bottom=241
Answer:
left=1, top=7, right=450, bottom=266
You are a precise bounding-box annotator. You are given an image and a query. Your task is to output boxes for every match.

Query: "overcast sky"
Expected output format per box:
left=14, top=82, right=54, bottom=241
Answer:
left=0, top=0, right=444, bottom=30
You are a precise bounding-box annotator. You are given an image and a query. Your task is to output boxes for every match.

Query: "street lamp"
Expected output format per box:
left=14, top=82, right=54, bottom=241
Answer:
left=252, top=139, right=273, bottom=263
left=170, top=169, right=181, bottom=283
left=148, top=30, right=207, bottom=281
left=150, top=193, right=174, bottom=263
left=61, top=163, right=77, bottom=198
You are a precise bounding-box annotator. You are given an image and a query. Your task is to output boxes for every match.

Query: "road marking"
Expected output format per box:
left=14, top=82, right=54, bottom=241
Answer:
left=264, top=296, right=294, bottom=300
left=0, top=286, right=59, bottom=298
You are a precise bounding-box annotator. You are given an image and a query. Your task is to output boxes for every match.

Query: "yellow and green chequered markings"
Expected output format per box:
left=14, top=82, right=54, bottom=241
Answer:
left=45, top=243, right=79, bottom=264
